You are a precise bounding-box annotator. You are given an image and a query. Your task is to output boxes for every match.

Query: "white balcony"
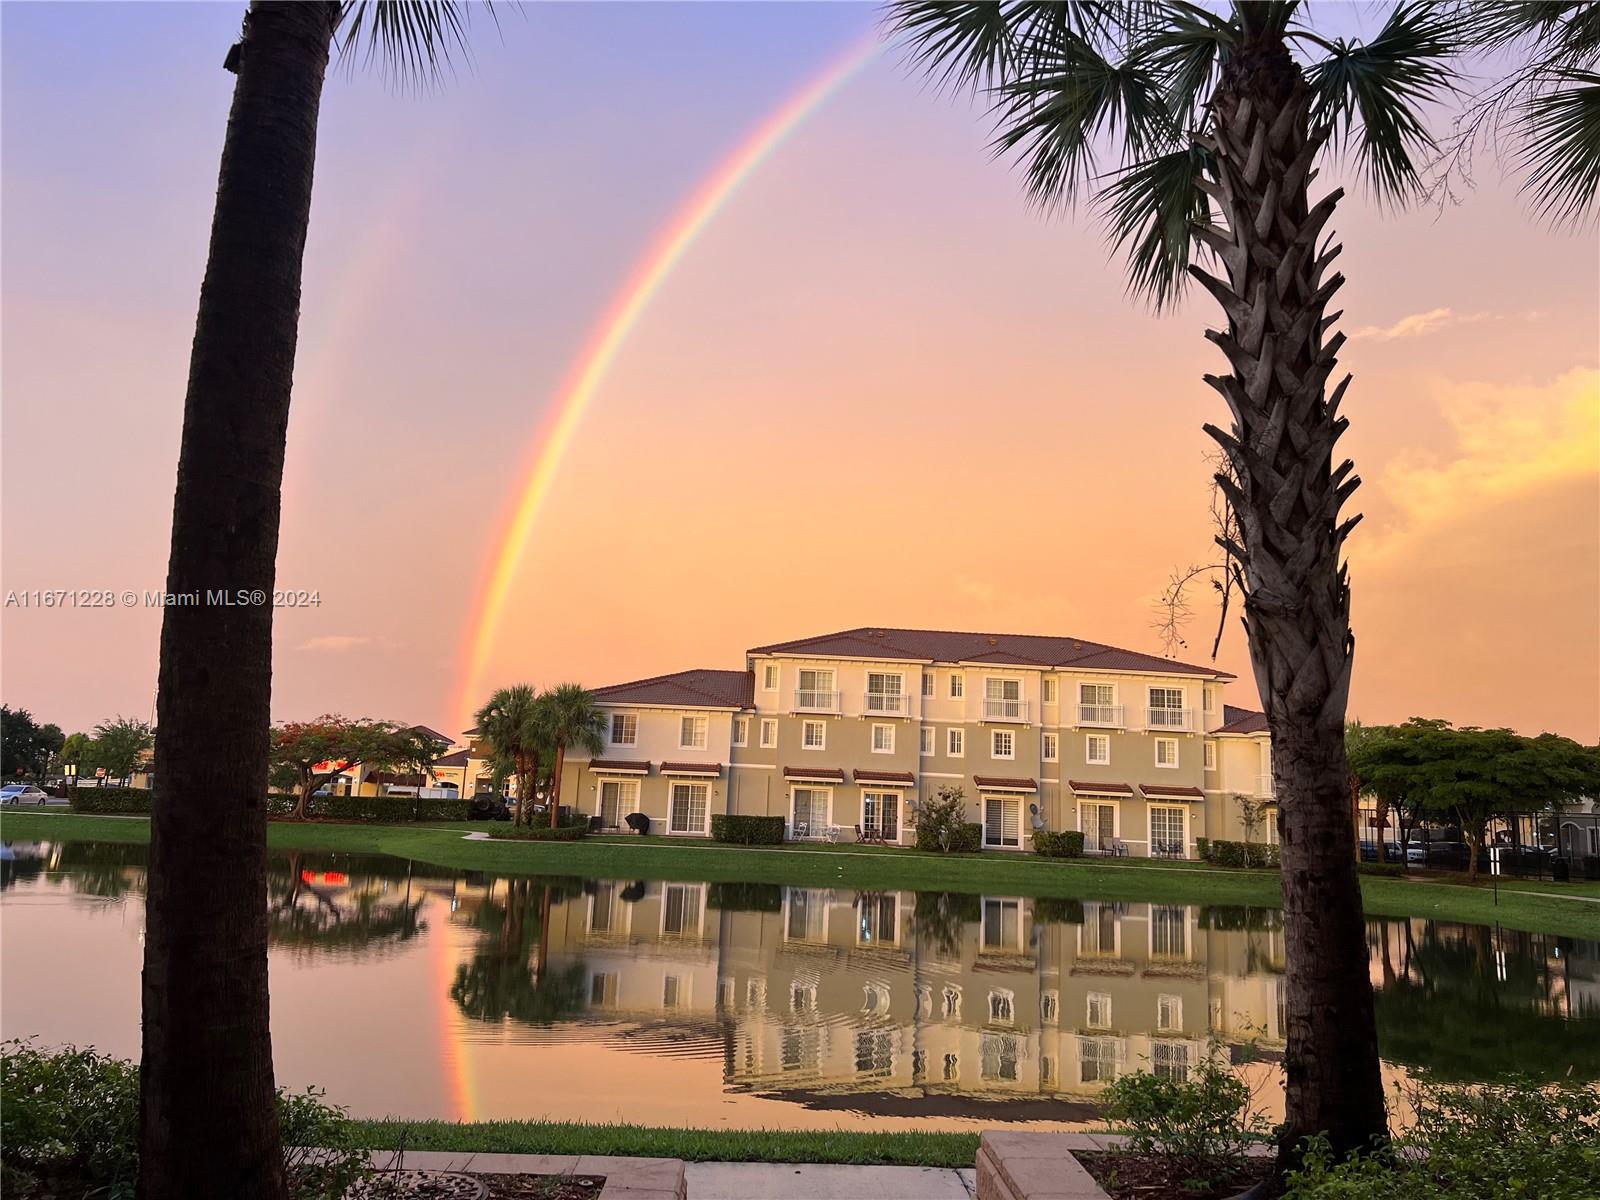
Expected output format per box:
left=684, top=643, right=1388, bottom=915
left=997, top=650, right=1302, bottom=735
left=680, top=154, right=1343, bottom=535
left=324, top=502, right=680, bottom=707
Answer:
left=863, top=692, right=910, bottom=716
left=793, top=689, right=842, bottom=713
left=1146, top=707, right=1194, bottom=731
left=1258, top=772, right=1275, bottom=798
left=982, top=698, right=1031, bottom=722
left=1077, top=704, right=1125, bottom=728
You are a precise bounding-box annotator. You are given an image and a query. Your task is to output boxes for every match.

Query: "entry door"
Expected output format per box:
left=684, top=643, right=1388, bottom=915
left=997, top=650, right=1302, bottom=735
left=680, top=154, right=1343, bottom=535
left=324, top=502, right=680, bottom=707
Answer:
left=984, top=796, right=1021, bottom=847
left=599, top=780, right=622, bottom=827
left=669, top=783, right=708, bottom=835
left=1081, top=803, right=1116, bottom=851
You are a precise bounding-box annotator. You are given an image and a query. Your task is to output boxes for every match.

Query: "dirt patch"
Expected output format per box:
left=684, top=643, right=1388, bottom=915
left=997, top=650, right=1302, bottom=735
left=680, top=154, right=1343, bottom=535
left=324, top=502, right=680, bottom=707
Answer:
left=1076, top=1151, right=1272, bottom=1198
left=350, top=1170, right=604, bottom=1200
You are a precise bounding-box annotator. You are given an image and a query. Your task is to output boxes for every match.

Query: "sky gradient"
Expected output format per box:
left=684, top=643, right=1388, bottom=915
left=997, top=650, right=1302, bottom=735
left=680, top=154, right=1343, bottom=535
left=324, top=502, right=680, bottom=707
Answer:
left=3, top=2, right=1597, bottom=742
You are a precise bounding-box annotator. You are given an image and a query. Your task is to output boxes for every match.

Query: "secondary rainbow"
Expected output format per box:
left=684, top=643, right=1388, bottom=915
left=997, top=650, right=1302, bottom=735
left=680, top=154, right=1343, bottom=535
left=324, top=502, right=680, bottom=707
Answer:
left=454, top=34, right=880, bottom=725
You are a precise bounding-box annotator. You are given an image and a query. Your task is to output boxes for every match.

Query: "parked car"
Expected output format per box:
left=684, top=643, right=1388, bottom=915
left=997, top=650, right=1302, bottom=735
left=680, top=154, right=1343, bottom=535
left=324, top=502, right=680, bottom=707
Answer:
left=1410, top=840, right=1472, bottom=869
left=0, top=784, right=50, bottom=806
left=1359, top=840, right=1402, bottom=863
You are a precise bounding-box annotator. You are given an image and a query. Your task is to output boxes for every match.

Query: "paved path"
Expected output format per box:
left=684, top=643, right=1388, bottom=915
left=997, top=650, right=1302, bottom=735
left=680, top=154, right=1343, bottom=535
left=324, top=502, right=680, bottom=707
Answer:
left=686, top=1162, right=976, bottom=1200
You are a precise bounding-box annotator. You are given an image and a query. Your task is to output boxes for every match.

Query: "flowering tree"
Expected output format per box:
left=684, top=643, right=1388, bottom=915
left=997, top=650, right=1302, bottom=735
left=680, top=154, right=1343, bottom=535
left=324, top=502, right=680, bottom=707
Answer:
left=270, top=716, right=409, bottom=820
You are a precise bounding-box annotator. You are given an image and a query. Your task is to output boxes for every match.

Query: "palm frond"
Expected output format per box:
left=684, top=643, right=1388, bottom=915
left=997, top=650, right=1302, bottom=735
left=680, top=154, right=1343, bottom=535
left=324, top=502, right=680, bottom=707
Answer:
left=1305, top=2, right=1462, bottom=202
left=1136, top=2, right=1237, bottom=127
left=1097, top=142, right=1216, bottom=310
left=1517, top=69, right=1600, bottom=222
left=337, top=1, right=489, bottom=86
left=885, top=1, right=1140, bottom=93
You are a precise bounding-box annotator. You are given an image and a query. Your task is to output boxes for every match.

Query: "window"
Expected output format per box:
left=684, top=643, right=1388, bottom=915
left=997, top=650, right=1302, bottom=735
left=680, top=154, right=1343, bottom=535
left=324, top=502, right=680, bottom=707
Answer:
left=1153, top=1041, right=1191, bottom=1083
left=861, top=983, right=891, bottom=1015
left=862, top=791, right=899, bottom=841
left=762, top=663, right=779, bottom=691
left=854, top=1029, right=894, bottom=1078
left=668, top=783, right=708, bottom=835
left=984, top=797, right=1021, bottom=848
left=982, top=897, right=1021, bottom=947
left=662, top=976, right=681, bottom=1008
left=791, top=982, right=816, bottom=1013
left=1041, top=991, right=1059, bottom=1023
left=943, top=1052, right=960, bottom=1082
left=802, top=719, right=826, bottom=750
left=610, top=713, right=638, bottom=746
left=790, top=788, right=830, bottom=838
left=866, top=673, right=904, bottom=713
left=1151, top=905, right=1189, bottom=959
left=1079, top=683, right=1117, bottom=724
left=1087, top=992, right=1112, bottom=1029
left=942, top=985, right=962, bottom=1019
left=991, top=729, right=1015, bottom=759
left=663, top=883, right=702, bottom=934
left=949, top=674, right=964, bottom=699
left=1151, top=805, right=1185, bottom=856
left=1080, top=1036, right=1120, bottom=1084
left=590, top=972, right=618, bottom=1006
left=913, top=1050, right=927, bottom=1081
left=797, top=669, right=836, bottom=708
left=596, top=779, right=638, bottom=827
left=1157, top=994, right=1183, bottom=1032
left=988, top=990, right=1015, bottom=1023
left=782, top=1028, right=818, bottom=1073
left=759, top=718, right=777, bottom=748
left=1042, top=1056, right=1057, bottom=1086
left=1204, top=686, right=1218, bottom=714
left=857, top=892, right=898, bottom=943
left=947, top=728, right=965, bottom=757
left=1080, top=803, right=1116, bottom=854
left=1042, top=732, right=1059, bottom=762
left=1080, top=902, right=1121, bottom=957
left=1265, top=807, right=1279, bottom=845
left=980, top=1033, right=1019, bottom=1081
left=1042, top=677, right=1058, bottom=704
left=920, top=726, right=935, bottom=756
left=985, top=677, right=1023, bottom=719
left=589, top=883, right=617, bottom=933
left=871, top=724, right=895, bottom=754
left=922, top=672, right=935, bottom=697
left=679, top=715, right=708, bottom=749
left=1204, top=741, right=1217, bottom=771
left=785, top=888, right=828, bottom=940
left=732, top=717, right=749, bottom=747
left=747, top=978, right=766, bottom=1010
left=1086, top=734, right=1111, bottom=765
left=1149, top=686, right=1187, bottom=728
left=1155, top=737, right=1179, bottom=768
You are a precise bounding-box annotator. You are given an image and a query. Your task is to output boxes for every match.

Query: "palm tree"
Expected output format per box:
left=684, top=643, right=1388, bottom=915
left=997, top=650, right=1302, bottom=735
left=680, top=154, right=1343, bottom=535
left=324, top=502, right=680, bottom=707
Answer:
left=141, top=6, right=480, bottom=1196
left=888, top=0, right=1464, bottom=1167
left=534, top=683, right=608, bottom=829
left=474, top=685, right=547, bottom=826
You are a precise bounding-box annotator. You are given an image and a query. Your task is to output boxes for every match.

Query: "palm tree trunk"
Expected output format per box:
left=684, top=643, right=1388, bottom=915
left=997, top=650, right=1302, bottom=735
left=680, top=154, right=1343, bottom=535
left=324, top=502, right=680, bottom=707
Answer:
left=550, top=744, right=566, bottom=829
left=1192, top=32, right=1387, bottom=1166
left=139, top=4, right=337, bottom=1197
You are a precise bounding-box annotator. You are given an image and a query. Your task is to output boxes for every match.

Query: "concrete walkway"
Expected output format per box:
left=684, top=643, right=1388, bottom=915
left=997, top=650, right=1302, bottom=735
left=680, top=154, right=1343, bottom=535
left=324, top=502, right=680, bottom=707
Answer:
left=686, top=1162, right=976, bottom=1200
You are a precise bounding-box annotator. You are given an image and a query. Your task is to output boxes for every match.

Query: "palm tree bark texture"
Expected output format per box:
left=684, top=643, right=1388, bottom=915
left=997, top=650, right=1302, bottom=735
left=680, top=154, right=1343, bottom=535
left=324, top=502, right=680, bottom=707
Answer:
left=140, top=4, right=340, bottom=1197
left=1192, top=30, right=1387, bottom=1161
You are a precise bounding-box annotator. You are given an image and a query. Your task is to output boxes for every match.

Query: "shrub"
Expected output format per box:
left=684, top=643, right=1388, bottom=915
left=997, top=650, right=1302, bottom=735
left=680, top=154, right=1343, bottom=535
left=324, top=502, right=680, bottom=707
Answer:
left=1033, top=829, right=1085, bottom=858
left=1284, top=1080, right=1600, bottom=1199
left=707, top=881, right=784, bottom=911
left=710, top=814, right=786, bottom=845
left=1101, top=1051, right=1270, bottom=1195
left=948, top=822, right=983, bottom=853
left=486, top=823, right=587, bottom=841
left=1198, top=839, right=1279, bottom=869
left=0, top=1039, right=367, bottom=1199
left=265, top=794, right=471, bottom=823
left=1357, top=862, right=1406, bottom=878
left=913, top=785, right=970, bottom=852
left=1032, top=895, right=1086, bottom=924
left=67, top=787, right=152, bottom=815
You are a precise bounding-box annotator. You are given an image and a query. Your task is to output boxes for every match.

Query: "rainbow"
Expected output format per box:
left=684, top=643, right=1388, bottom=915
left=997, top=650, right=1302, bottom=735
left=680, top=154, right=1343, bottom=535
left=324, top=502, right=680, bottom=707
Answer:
left=453, top=33, right=881, bottom=725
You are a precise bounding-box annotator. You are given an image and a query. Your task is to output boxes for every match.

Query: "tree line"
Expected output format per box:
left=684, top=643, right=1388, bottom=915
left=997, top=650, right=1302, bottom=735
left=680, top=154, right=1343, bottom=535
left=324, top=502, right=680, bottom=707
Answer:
left=1, top=705, right=153, bottom=786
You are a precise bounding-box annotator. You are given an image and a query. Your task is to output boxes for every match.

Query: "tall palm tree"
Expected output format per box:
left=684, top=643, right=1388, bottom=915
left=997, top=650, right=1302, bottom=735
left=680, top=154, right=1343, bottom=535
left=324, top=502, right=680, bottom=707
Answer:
left=141, top=6, right=479, bottom=1196
left=535, top=683, right=608, bottom=829
left=475, top=685, right=547, bottom=826
left=888, top=0, right=1463, bottom=1167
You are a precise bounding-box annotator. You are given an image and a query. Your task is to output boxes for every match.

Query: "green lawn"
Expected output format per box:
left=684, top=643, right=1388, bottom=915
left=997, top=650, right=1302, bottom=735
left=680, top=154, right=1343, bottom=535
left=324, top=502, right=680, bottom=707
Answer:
left=344, top=1119, right=979, bottom=1167
left=5, top=811, right=1596, bottom=938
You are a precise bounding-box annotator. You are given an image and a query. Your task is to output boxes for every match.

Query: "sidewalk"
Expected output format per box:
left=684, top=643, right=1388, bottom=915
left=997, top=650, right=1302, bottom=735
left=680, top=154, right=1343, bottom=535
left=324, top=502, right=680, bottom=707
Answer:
left=686, top=1162, right=976, bottom=1199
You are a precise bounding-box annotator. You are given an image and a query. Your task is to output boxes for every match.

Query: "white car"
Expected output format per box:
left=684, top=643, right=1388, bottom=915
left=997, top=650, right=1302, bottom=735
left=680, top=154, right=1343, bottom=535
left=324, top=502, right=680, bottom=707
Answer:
left=0, top=784, right=50, bottom=805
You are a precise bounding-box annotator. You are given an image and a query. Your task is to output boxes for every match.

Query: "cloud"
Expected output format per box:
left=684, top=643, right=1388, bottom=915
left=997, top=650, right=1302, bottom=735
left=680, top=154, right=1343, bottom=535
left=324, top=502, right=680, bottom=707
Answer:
left=297, top=635, right=373, bottom=652
left=1349, top=307, right=1546, bottom=342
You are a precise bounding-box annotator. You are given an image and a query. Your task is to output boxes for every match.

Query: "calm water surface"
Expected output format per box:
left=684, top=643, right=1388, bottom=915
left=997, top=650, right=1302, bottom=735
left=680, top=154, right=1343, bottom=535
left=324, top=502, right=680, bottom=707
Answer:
left=2, top=839, right=1595, bottom=1130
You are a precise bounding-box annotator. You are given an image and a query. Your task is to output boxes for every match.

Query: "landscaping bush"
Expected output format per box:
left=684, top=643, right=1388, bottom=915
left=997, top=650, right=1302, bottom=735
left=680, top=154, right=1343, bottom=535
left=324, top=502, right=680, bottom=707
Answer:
left=1032, top=895, right=1086, bottom=924
left=66, top=787, right=153, bottom=815
left=707, top=881, right=784, bottom=912
left=947, top=822, right=983, bottom=853
left=265, top=794, right=471, bottom=822
left=1357, top=861, right=1406, bottom=878
left=710, top=814, right=786, bottom=845
left=913, top=785, right=970, bottom=852
left=1032, top=829, right=1085, bottom=858
left=1198, top=839, right=1279, bottom=869
left=487, top=823, right=588, bottom=841
left=0, top=1039, right=367, bottom=1199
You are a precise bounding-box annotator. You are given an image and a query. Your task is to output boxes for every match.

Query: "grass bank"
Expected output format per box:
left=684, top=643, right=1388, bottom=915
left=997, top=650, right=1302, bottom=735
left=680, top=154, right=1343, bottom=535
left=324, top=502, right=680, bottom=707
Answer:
left=5, top=811, right=1596, bottom=938
left=344, top=1119, right=979, bottom=1167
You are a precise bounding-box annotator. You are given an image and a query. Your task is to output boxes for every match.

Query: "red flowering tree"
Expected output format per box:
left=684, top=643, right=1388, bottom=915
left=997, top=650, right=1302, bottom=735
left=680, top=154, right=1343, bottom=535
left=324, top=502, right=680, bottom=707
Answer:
left=270, top=715, right=409, bottom=820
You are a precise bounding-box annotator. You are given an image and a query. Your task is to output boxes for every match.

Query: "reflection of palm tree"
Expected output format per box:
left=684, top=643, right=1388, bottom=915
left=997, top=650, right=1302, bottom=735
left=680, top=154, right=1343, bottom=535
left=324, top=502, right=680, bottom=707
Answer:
left=452, top=883, right=587, bottom=1025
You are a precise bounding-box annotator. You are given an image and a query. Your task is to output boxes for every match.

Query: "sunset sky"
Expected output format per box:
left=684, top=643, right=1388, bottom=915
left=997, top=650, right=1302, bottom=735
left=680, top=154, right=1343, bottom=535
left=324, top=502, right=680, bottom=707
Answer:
left=3, top=3, right=1596, bottom=743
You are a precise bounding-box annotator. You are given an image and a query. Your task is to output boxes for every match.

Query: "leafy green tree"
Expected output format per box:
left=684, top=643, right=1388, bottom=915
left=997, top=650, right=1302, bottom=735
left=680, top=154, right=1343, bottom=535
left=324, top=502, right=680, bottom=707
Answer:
left=269, top=716, right=409, bottom=821
left=534, top=684, right=608, bottom=829
left=0, top=707, right=65, bottom=783
left=87, top=717, right=155, bottom=784
left=888, top=1, right=1476, bottom=1159
left=474, top=686, right=548, bottom=826
left=140, top=5, right=487, bottom=1194
left=59, top=732, right=90, bottom=772
left=1347, top=719, right=1449, bottom=858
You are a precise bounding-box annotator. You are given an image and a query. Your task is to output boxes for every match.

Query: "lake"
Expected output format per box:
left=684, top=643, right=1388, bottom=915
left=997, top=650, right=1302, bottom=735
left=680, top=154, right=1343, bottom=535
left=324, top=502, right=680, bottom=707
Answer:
left=2, top=838, right=1595, bottom=1131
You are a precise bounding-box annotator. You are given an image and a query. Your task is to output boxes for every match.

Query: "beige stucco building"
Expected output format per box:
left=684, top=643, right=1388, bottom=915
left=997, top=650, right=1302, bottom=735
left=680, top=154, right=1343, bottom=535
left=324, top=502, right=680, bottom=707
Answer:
left=554, top=627, right=1275, bottom=858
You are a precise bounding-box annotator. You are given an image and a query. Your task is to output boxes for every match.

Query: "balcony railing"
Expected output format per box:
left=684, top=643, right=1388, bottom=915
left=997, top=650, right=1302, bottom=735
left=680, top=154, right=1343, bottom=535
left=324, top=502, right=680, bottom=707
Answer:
left=1259, top=772, right=1275, bottom=798
left=1077, top=703, right=1125, bottom=728
left=863, top=692, right=910, bottom=716
left=982, top=698, right=1030, bottom=722
left=1146, top=707, right=1194, bottom=730
left=793, top=689, right=842, bottom=713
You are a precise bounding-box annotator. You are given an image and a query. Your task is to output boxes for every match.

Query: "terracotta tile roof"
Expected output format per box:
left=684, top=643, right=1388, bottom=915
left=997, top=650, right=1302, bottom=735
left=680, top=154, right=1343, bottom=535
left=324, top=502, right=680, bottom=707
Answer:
left=853, top=769, right=916, bottom=785
left=973, top=775, right=1038, bottom=791
left=594, top=668, right=754, bottom=710
left=431, top=750, right=470, bottom=768
left=660, top=761, right=722, bottom=776
left=1217, top=705, right=1269, bottom=734
left=783, top=766, right=847, bottom=782
left=749, top=627, right=1232, bottom=679
left=589, top=759, right=651, bottom=774
left=1141, top=783, right=1206, bottom=798
left=1068, top=780, right=1135, bottom=795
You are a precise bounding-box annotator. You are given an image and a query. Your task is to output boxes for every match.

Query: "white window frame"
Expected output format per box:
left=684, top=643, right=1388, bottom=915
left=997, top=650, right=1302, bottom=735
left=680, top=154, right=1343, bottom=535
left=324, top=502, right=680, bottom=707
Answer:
left=1155, top=737, right=1179, bottom=768
left=788, top=789, right=833, bottom=841
left=922, top=672, right=935, bottom=697
left=1085, top=734, right=1111, bottom=766
left=759, top=718, right=777, bottom=749
left=679, top=714, right=708, bottom=750
left=949, top=673, right=964, bottom=699
left=920, top=726, right=935, bottom=756
left=667, top=782, right=711, bottom=837
left=983, top=796, right=1022, bottom=849
left=988, top=989, right=1016, bottom=1025
left=866, top=672, right=905, bottom=714
left=861, top=791, right=902, bottom=843
left=660, top=881, right=707, bottom=935
left=947, top=727, right=965, bottom=758
left=609, top=712, right=638, bottom=747
left=871, top=723, right=895, bottom=754
left=1149, top=804, right=1187, bottom=855
left=1078, top=802, right=1120, bottom=854
left=594, top=777, right=640, bottom=826
left=1042, top=732, right=1059, bottom=762
left=1204, top=686, right=1219, bottom=715
left=801, top=719, right=827, bottom=751
left=991, top=728, right=1015, bottom=760
left=732, top=717, right=749, bottom=748
left=1203, top=741, right=1217, bottom=771
left=1042, top=677, right=1058, bottom=704
left=762, top=663, right=779, bottom=691
left=1087, top=991, right=1112, bottom=1029
left=1157, top=994, right=1183, bottom=1032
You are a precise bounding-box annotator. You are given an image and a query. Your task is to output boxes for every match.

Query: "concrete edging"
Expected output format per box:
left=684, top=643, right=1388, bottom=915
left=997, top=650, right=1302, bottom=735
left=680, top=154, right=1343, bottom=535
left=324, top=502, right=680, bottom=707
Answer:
left=364, top=1148, right=686, bottom=1200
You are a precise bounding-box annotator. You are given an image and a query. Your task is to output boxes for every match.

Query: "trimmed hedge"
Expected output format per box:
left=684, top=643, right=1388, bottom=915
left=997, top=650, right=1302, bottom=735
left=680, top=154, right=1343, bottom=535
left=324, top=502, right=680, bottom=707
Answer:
left=1358, top=861, right=1407, bottom=877
left=1197, top=838, right=1280, bottom=869
left=266, top=794, right=471, bottom=822
left=708, top=881, right=784, bottom=912
left=483, top=823, right=589, bottom=841
left=1032, top=830, right=1085, bottom=858
left=710, top=814, right=786, bottom=845
left=948, top=822, right=983, bottom=853
left=1032, top=895, right=1086, bottom=924
left=67, top=788, right=152, bottom=815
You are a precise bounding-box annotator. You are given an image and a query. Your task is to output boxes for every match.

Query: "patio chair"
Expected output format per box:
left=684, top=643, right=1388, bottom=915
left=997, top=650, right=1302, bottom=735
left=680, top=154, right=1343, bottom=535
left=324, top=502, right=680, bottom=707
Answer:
left=855, top=824, right=867, bottom=843
left=587, top=815, right=604, bottom=834
left=1112, top=839, right=1130, bottom=857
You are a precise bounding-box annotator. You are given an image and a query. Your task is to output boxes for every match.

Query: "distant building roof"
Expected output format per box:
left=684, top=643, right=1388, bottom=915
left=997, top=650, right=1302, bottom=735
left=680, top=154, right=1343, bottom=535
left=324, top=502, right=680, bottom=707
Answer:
left=431, top=750, right=470, bottom=768
left=749, top=627, right=1233, bottom=679
left=594, top=668, right=754, bottom=710
left=1217, top=705, right=1269, bottom=734
left=409, top=725, right=454, bottom=745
